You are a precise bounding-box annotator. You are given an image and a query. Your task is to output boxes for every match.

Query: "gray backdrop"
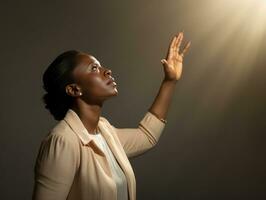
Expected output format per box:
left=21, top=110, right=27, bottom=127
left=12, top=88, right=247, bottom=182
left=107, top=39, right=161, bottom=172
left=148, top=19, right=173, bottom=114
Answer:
left=1, top=0, right=266, bottom=199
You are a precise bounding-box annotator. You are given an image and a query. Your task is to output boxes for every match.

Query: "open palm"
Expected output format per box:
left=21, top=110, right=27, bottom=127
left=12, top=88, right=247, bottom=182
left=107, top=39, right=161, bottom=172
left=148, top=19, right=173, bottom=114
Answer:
left=161, top=31, right=191, bottom=81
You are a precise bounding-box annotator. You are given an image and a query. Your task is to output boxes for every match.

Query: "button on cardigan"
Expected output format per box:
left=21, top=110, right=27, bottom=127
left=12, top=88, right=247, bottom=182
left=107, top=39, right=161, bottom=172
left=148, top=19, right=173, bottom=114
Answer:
left=32, top=108, right=166, bottom=200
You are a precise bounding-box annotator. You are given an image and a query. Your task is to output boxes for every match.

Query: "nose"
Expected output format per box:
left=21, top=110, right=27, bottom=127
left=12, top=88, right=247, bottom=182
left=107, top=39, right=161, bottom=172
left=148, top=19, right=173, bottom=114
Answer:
left=104, top=68, right=112, bottom=77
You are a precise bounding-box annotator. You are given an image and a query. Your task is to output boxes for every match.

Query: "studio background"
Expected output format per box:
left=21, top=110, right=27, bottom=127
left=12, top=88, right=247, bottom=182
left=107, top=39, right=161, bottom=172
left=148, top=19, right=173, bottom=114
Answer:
left=1, top=0, right=266, bottom=199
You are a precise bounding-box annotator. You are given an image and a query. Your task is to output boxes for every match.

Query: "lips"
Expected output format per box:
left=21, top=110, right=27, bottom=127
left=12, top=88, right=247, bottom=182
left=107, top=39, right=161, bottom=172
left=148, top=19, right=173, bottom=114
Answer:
left=106, top=77, right=117, bottom=85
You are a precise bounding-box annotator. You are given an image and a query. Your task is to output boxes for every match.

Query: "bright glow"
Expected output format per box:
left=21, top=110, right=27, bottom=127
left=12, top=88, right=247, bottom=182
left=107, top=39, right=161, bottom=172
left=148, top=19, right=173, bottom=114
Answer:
left=211, top=0, right=266, bottom=100
left=179, top=0, right=266, bottom=118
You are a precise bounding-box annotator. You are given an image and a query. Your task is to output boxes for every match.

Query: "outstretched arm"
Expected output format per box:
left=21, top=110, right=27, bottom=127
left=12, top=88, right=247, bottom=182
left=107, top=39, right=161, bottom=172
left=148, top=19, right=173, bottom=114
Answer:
left=109, top=31, right=191, bottom=158
left=148, top=31, right=191, bottom=122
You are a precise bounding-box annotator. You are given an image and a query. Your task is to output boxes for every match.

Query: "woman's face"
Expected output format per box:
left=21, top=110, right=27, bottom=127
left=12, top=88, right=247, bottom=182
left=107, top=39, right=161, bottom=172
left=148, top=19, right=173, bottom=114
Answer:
left=67, top=53, right=118, bottom=103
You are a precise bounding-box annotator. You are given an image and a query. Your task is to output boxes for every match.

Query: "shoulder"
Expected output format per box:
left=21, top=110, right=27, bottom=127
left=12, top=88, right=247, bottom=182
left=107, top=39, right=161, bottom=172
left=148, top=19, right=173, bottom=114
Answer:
left=42, top=120, right=80, bottom=148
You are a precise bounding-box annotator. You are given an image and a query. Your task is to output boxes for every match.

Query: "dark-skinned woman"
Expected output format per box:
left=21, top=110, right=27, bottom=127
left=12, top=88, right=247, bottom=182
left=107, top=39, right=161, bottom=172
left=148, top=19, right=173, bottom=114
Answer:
left=32, top=31, right=191, bottom=200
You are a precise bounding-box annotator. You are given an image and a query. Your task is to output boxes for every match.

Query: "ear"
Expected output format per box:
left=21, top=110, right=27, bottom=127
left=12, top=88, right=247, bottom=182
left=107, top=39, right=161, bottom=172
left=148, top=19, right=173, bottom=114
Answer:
left=65, top=84, right=81, bottom=97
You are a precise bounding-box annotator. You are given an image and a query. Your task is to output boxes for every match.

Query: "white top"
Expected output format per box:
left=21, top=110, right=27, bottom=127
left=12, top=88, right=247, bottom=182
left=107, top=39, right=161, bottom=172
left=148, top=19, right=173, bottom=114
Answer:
left=91, top=132, right=128, bottom=200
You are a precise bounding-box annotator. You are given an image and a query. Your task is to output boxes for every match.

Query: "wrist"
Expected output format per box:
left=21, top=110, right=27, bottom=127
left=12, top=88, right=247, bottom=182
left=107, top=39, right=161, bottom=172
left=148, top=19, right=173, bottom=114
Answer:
left=162, top=78, right=178, bottom=85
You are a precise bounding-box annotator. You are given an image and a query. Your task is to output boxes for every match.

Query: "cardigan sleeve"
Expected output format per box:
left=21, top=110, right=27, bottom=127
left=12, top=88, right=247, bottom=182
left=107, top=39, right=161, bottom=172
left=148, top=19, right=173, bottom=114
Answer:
left=104, top=111, right=166, bottom=158
left=32, top=134, right=80, bottom=200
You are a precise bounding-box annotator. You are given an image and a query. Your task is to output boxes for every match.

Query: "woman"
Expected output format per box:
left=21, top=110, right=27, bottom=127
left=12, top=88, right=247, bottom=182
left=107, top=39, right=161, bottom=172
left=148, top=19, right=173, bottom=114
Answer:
left=32, top=31, right=191, bottom=200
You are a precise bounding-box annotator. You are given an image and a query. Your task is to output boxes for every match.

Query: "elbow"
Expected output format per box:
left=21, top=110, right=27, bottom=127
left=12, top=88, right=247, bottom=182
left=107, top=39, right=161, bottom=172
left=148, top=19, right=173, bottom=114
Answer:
left=139, top=111, right=166, bottom=143
left=138, top=123, right=159, bottom=147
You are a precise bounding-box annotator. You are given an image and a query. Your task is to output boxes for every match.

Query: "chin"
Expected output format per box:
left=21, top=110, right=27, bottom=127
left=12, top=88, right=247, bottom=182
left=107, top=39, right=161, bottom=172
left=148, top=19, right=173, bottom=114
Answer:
left=112, top=88, right=118, bottom=96
left=107, top=88, right=118, bottom=98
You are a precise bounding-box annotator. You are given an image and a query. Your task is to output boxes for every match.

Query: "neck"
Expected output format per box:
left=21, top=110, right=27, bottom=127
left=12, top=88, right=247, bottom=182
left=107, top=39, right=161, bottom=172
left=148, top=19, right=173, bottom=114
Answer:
left=71, top=100, right=102, bottom=135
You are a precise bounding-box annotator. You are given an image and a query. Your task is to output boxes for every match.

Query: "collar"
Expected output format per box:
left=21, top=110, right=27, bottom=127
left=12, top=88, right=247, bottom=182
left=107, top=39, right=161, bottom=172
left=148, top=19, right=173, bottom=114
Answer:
left=63, top=108, right=135, bottom=198
left=63, top=108, right=105, bottom=145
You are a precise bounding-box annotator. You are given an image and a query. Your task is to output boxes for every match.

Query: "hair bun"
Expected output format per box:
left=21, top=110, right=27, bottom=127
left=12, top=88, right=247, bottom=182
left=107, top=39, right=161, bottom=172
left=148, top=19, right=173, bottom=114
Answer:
left=41, top=50, right=81, bottom=121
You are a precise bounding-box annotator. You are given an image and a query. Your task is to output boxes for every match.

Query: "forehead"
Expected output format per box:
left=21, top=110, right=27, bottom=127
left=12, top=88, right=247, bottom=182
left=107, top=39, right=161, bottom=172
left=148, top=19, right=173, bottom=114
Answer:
left=77, top=53, right=101, bottom=65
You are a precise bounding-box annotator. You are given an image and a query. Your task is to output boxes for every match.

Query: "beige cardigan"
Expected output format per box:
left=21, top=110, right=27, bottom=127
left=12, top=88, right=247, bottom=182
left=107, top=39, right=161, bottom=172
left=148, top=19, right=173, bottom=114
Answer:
left=32, top=108, right=166, bottom=200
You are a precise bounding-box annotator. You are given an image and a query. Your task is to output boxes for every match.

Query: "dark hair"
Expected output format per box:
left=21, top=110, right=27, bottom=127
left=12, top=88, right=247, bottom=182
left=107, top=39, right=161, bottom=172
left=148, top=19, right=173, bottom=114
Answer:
left=42, top=50, right=82, bottom=121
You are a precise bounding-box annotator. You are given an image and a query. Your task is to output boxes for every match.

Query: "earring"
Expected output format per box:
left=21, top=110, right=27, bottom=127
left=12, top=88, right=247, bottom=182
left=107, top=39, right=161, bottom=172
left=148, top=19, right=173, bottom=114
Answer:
left=79, top=92, right=82, bottom=96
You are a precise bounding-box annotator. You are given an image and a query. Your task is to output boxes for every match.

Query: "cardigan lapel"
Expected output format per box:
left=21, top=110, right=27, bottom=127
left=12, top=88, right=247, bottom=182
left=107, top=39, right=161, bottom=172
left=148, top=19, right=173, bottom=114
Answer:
left=63, top=108, right=135, bottom=200
left=63, top=108, right=112, bottom=177
left=63, top=108, right=95, bottom=145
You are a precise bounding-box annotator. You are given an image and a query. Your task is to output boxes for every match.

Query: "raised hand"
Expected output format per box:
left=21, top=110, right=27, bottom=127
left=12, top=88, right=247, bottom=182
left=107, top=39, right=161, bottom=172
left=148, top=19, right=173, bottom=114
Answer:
left=161, top=31, right=191, bottom=81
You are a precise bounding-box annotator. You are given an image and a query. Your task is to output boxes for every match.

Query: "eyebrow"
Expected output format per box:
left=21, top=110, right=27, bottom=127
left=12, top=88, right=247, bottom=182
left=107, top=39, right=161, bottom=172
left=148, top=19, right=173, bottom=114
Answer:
left=88, top=61, right=101, bottom=66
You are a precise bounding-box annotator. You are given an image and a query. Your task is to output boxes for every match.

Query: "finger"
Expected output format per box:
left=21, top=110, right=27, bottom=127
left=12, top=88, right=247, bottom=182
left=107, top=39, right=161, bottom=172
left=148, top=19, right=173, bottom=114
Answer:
left=160, top=59, right=167, bottom=65
left=169, top=35, right=178, bottom=50
left=161, top=59, right=172, bottom=72
left=176, top=32, right=184, bottom=52
left=167, top=35, right=178, bottom=60
left=173, top=32, right=182, bottom=52
left=180, top=41, right=191, bottom=57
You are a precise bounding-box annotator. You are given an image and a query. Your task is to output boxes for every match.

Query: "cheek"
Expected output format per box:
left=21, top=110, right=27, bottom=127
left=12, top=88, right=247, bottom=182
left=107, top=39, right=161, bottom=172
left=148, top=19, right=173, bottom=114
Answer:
left=85, top=77, right=108, bottom=95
